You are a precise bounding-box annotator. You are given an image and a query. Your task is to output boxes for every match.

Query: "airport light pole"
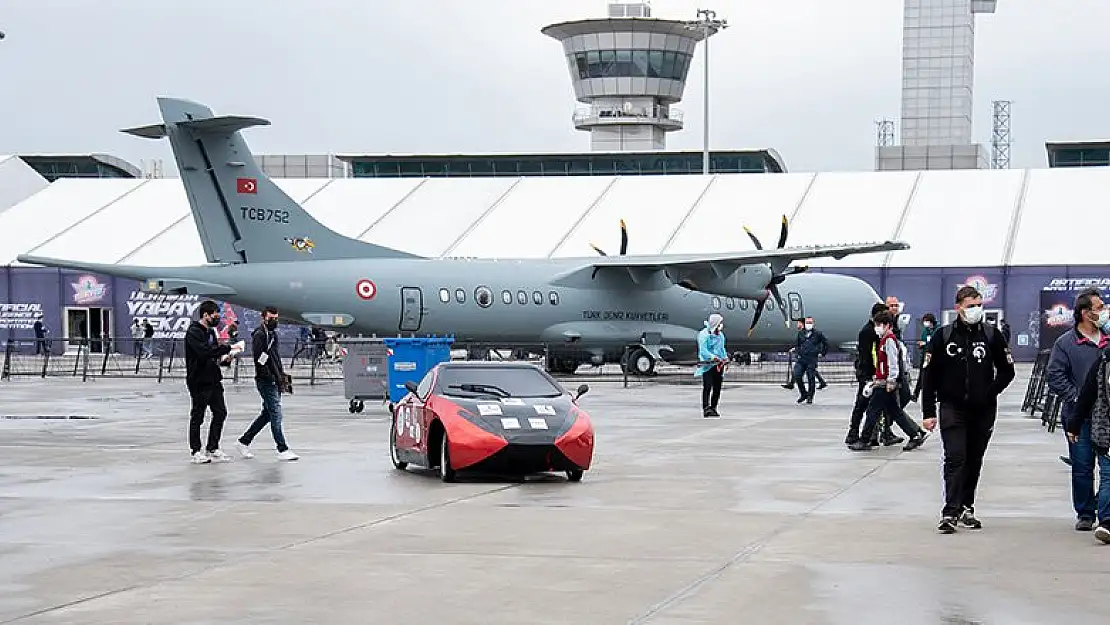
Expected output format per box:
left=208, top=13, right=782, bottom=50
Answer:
left=685, top=9, right=728, bottom=175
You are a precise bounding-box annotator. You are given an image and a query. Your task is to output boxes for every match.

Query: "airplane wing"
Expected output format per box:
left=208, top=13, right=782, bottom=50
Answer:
left=550, top=240, right=908, bottom=289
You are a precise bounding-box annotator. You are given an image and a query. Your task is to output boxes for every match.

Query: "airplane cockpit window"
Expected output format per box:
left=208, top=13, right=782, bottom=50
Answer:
left=439, top=288, right=450, bottom=303
left=501, top=290, right=513, bottom=305
left=712, top=297, right=721, bottom=310
left=726, top=298, right=735, bottom=310
left=455, top=288, right=466, bottom=304
left=517, top=290, right=527, bottom=305
left=532, top=291, right=543, bottom=305
left=549, top=291, right=559, bottom=305
left=475, top=286, right=493, bottom=308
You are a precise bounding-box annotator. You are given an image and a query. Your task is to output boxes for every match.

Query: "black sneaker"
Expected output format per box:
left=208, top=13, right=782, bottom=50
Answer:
left=937, top=517, right=957, bottom=534
left=848, top=441, right=873, bottom=451
left=1076, top=518, right=1095, bottom=531
left=817, top=382, right=828, bottom=390
left=903, top=431, right=928, bottom=451
left=959, top=507, right=982, bottom=529
left=781, top=383, right=793, bottom=390
left=796, top=396, right=807, bottom=404
left=882, top=435, right=905, bottom=446
left=703, top=407, right=720, bottom=418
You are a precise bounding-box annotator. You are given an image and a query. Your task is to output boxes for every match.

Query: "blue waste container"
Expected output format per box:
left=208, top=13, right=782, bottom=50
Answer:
left=383, top=336, right=455, bottom=404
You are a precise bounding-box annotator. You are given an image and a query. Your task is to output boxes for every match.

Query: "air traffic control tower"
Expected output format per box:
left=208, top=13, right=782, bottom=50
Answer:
left=542, top=1, right=711, bottom=152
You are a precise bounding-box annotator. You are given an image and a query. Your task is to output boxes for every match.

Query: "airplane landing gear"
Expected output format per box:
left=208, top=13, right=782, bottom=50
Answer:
left=622, top=348, right=655, bottom=376
left=348, top=399, right=365, bottom=413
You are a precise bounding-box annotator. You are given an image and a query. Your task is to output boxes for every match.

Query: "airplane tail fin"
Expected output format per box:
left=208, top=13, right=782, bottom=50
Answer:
left=122, top=97, right=421, bottom=264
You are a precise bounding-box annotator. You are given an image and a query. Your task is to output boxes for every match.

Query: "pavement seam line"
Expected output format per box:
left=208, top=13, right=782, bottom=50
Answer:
left=626, top=455, right=894, bottom=624
left=0, top=483, right=521, bottom=624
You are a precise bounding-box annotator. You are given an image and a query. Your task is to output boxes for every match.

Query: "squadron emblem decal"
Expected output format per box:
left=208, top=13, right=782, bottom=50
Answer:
left=285, top=236, right=315, bottom=254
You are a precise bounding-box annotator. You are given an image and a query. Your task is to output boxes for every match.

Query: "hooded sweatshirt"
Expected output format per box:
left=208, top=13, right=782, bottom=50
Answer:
left=695, top=313, right=727, bottom=376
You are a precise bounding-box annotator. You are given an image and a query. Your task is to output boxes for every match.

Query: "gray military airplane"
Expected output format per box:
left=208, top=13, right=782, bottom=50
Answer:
left=17, top=97, right=908, bottom=375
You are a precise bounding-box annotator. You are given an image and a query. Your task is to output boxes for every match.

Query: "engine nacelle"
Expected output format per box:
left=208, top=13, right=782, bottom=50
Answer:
left=669, top=264, right=773, bottom=301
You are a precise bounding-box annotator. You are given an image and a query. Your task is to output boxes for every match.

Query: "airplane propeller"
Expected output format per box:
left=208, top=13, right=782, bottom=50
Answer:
left=590, top=219, right=628, bottom=257
left=743, top=215, right=809, bottom=337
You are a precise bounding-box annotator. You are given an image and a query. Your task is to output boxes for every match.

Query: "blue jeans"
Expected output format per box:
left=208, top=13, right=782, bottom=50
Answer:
left=240, top=380, right=289, bottom=452
left=1068, top=420, right=1110, bottom=522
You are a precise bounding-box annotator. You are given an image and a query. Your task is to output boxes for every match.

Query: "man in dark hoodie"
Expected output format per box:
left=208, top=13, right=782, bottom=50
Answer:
left=235, top=306, right=299, bottom=461
left=184, top=300, right=241, bottom=464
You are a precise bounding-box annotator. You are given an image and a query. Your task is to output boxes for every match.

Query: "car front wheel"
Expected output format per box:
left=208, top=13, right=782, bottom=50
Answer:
left=566, top=468, right=584, bottom=482
left=439, top=433, right=457, bottom=483
left=389, top=414, right=407, bottom=470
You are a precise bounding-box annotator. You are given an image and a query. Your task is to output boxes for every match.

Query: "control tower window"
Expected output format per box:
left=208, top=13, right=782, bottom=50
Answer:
left=571, top=50, right=691, bottom=81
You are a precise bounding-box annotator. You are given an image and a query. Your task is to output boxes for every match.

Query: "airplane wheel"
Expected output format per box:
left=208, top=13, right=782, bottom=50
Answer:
left=628, top=349, right=655, bottom=376
left=439, top=433, right=457, bottom=483
left=355, top=400, right=365, bottom=413
left=566, top=468, right=584, bottom=482
left=389, top=414, right=407, bottom=470
left=348, top=399, right=358, bottom=414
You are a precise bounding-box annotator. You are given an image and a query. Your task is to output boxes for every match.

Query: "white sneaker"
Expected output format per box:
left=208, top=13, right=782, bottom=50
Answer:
left=191, top=451, right=211, bottom=464
left=207, top=449, right=232, bottom=462
left=236, top=442, right=254, bottom=459
left=277, top=450, right=299, bottom=461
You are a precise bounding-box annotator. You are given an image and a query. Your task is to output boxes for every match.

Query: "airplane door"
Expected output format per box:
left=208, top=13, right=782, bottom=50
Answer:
left=399, top=287, right=423, bottom=332
left=786, top=291, right=804, bottom=321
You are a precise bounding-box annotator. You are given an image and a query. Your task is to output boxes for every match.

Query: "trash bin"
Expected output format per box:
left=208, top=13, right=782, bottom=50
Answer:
left=340, top=337, right=391, bottom=413
left=384, top=336, right=455, bottom=404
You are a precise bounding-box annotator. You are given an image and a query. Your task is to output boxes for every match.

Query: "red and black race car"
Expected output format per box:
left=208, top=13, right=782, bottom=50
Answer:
left=389, top=361, right=594, bottom=482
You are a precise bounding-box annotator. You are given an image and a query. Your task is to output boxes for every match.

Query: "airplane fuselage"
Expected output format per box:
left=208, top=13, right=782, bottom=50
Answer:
left=148, top=256, right=882, bottom=364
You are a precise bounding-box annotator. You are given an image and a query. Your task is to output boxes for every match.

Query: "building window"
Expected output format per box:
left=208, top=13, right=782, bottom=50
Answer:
left=501, top=290, right=513, bottom=305
left=549, top=291, right=560, bottom=305
left=455, top=288, right=465, bottom=304
left=439, top=288, right=450, bottom=303
left=517, top=290, right=528, bottom=305
left=570, top=49, right=692, bottom=81
left=475, top=286, right=493, bottom=308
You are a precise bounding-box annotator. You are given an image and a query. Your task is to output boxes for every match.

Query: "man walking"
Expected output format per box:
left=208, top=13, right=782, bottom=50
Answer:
left=921, top=286, right=1015, bottom=533
left=236, top=306, right=299, bottom=460
left=695, top=313, right=727, bottom=418
left=1068, top=339, right=1110, bottom=543
left=791, top=317, right=828, bottom=404
left=184, top=300, right=240, bottom=464
left=850, top=310, right=928, bottom=452
left=1046, top=287, right=1110, bottom=532
left=847, top=303, right=900, bottom=447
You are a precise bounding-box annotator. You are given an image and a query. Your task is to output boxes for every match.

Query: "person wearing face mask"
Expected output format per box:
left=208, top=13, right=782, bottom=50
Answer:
left=920, top=286, right=1016, bottom=534
left=184, top=300, right=242, bottom=464
left=696, top=313, right=728, bottom=418
left=850, top=310, right=927, bottom=453
left=911, top=313, right=938, bottom=401
left=781, top=320, right=827, bottom=392
left=236, top=306, right=299, bottom=461
left=1046, top=287, right=1110, bottom=532
left=847, top=303, right=901, bottom=447
left=791, top=317, right=829, bottom=404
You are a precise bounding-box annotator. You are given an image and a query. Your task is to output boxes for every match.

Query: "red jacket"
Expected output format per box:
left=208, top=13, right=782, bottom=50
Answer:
left=874, top=333, right=897, bottom=380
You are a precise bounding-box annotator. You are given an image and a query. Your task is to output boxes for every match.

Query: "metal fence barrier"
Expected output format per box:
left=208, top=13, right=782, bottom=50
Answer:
left=1021, top=348, right=1063, bottom=432
left=3, top=337, right=879, bottom=388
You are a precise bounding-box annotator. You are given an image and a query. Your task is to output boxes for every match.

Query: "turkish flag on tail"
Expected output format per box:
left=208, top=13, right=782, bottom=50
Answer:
left=236, top=178, right=257, bottom=194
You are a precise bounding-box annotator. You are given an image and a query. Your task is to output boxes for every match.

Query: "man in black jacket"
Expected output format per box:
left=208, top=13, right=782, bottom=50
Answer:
left=184, top=300, right=239, bottom=464
left=921, top=285, right=1016, bottom=534
left=1067, top=345, right=1110, bottom=543
left=235, top=306, right=299, bottom=461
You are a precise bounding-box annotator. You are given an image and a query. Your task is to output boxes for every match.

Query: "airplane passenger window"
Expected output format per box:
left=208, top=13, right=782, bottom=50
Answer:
left=502, top=290, right=513, bottom=305
left=475, top=286, right=493, bottom=308
left=549, top=291, right=559, bottom=305
left=439, top=288, right=450, bottom=304
left=532, top=291, right=543, bottom=305
left=726, top=298, right=735, bottom=310
left=455, top=288, right=465, bottom=304
left=740, top=299, right=748, bottom=310
left=712, top=297, right=721, bottom=310
left=517, top=290, right=527, bottom=305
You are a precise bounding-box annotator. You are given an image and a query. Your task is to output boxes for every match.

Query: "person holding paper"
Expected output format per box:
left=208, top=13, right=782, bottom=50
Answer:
left=184, top=300, right=242, bottom=464
left=235, top=306, right=299, bottom=461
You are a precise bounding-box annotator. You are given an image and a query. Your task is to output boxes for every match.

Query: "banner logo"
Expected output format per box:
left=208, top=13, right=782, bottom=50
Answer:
left=1044, top=304, right=1072, bottom=328
left=961, top=275, right=998, bottom=304
left=71, top=275, right=107, bottom=305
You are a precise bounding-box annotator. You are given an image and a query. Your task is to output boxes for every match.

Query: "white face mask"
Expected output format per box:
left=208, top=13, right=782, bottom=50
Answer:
left=961, top=305, right=984, bottom=324
left=923, top=321, right=932, bottom=328
left=874, top=325, right=887, bottom=337
left=1096, top=310, right=1110, bottom=327
left=804, top=323, right=814, bottom=331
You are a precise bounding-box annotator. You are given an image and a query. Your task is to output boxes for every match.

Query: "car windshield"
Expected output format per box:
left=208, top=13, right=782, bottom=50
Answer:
left=437, top=366, right=563, bottom=398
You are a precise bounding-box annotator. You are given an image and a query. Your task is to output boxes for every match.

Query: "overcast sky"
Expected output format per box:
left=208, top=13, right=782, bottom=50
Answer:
left=0, top=0, right=1107, bottom=174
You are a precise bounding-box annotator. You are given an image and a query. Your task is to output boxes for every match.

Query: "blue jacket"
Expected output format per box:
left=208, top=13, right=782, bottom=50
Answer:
left=1046, top=327, right=1110, bottom=426
left=793, top=330, right=828, bottom=362
left=695, top=327, right=728, bottom=376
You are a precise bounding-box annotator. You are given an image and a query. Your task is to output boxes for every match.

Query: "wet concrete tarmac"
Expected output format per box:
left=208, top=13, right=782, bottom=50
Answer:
left=0, top=367, right=1106, bottom=624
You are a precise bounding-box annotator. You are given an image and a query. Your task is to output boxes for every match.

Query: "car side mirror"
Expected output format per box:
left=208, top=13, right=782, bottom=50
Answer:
left=573, top=384, right=589, bottom=401
left=404, top=380, right=419, bottom=395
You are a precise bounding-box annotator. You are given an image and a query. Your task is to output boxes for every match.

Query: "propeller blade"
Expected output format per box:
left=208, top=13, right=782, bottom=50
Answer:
left=590, top=242, right=607, bottom=257
left=619, top=219, right=628, bottom=255
left=743, top=226, right=763, bottom=250
left=776, top=215, right=789, bottom=249
left=747, top=295, right=767, bottom=336
left=770, top=284, right=790, bottom=326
